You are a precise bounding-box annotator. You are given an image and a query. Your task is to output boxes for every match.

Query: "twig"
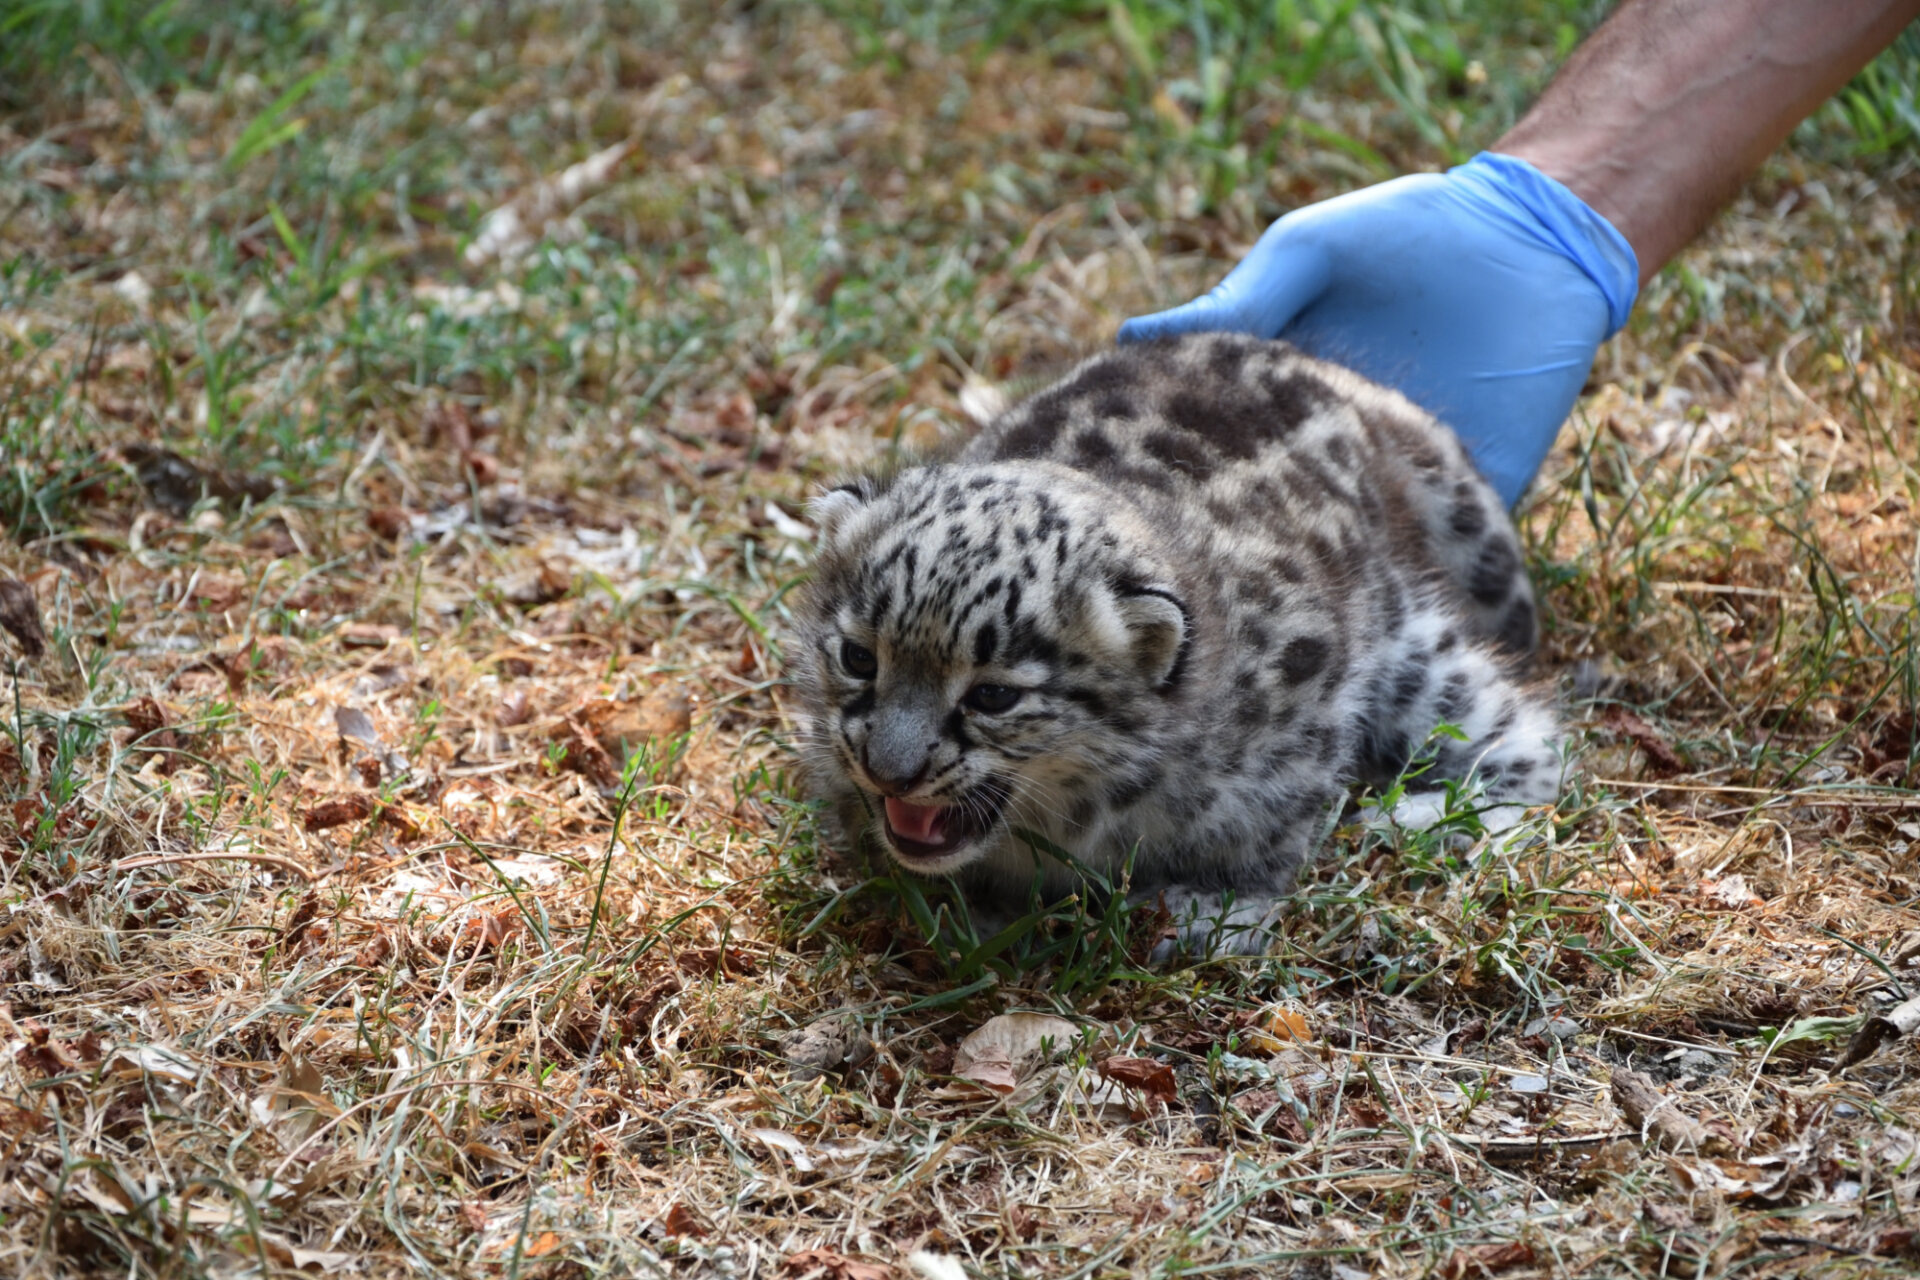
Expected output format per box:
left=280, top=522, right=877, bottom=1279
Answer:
left=267, top=1075, right=591, bottom=1186
left=1593, top=778, right=1920, bottom=807
left=1610, top=1066, right=1729, bottom=1154
left=114, top=850, right=317, bottom=881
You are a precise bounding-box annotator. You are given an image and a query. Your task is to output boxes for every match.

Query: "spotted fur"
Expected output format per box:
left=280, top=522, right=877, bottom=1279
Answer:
left=794, top=334, right=1559, bottom=960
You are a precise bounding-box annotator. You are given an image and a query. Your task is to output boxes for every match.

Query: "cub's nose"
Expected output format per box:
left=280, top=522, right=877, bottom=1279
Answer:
left=860, top=742, right=928, bottom=795
left=862, top=705, right=938, bottom=793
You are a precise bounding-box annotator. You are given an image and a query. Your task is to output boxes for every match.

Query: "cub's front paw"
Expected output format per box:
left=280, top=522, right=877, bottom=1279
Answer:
left=1137, top=889, right=1280, bottom=966
left=1366, top=775, right=1546, bottom=840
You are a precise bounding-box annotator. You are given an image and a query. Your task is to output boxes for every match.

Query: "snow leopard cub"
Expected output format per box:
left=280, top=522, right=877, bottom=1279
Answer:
left=794, top=333, right=1558, bottom=961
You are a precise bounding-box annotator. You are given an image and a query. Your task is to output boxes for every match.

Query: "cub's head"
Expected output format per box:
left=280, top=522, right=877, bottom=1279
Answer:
left=794, top=464, right=1188, bottom=876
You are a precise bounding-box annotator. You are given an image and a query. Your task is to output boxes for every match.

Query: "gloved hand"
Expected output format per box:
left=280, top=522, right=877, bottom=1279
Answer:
left=1118, top=152, right=1639, bottom=506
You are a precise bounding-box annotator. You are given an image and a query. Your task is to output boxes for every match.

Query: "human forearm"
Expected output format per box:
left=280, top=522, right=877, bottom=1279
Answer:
left=1496, top=0, right=1920, bottom=284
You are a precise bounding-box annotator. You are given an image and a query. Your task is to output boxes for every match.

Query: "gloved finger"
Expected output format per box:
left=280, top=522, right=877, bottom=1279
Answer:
left=1118, top=235, right=1330, bottom=344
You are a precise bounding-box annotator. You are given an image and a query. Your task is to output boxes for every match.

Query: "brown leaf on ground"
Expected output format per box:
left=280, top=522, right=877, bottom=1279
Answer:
left=353, top=932, right=394, bottom=969
left=1600, top=708, right=1685, bottom=775
left=503, top=561, right=571, bottom=607
left=13, top=1021, right=99, bottom=1078
left=781, top=1013, right=873, bottom=1081
left=952, top=1013, right=1080, bottom=1097
left=220, top=638, right=269, bottom=692
left=1096, top=1056, right=1177, bottom=1105
left=189, top=573, right=246, bottom=612
left=428, top=400, right=476, bottom=453
left=524, top=1230, right=562, bottom=1257
left=0, top=579, right=47, bottom=659
left=1837, top=992, right=1920, bottom=1069
left=303, top=795, right=375, bottom=831
left=467, top=911, right=518, bottom=950
left=283, top=893, right=319, bottom=942
left=681, top=945, right=759, bottom=978
left=555, top=717, right=620, bottom=789
left=580, top=686, right=695, bottom=756
left=782, top=1248, right=895, bottom=1280
left=496, top=688, right=531, bottom=727
left=1876, top=1228, right=1920, bottom=1257
left=464, top=452, right=500, bottom=485
left=1437, top=1242, right=1535, bottom=1279
left=1640, top=1200, right=1698, bottom=1235
left=661, top=1201, right=706, bottom=1239
left=367, top=506, right=411, bottom=541
left=120, top=442, right=273, bottom=514
left=1236, top=1087, right=1308, bottom=1142
left=375, top=804, right=424, bottom=841
left=122, top=697, right=180, bottom=751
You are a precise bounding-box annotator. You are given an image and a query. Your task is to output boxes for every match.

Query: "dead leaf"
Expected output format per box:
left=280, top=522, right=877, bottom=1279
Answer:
left=1875, top=1228, right=1920, bottom=1258
left=464, top=452, right=500, bottom=485
left=367, top=506, right=411, bottom=541
left=497, top=688, right=532, bottom=727
left=1702, top=874, right=1763, bottom=909
left=503, top=561, right=571, bottom=607
left=466, top=911, right=518, bottom=951
left=525, top=1230, right=562, bottom=1257
left=951, top=1013, right=1081, bottom=1097
left=121, top=442, right=273, bottom=514
left=783, top=1247, right=896, bottom=1280
left=555, top=717, right=620, bottom=789
left=1601, top=707, right=1685, bottom=775
left=580, top=686, right=695, bottom=756
left=1839, top=993, right=1920, bottom=1069
left=661, top=1201, right=706, bottom=1238
left=748, top=1127, right=816, bottom=1173
left=303, top=795, right=375, bottom=831
left=1437, top=1241, right=1535, bottom=1279
left=334, top=706, right=380, bottom=746
left=1245, top=1004, right=1314, bottom=1052
left=782, top=1013, right=872, bottom=1081
left=1096, top=1056, right=1177, bottom=1105
left=0, top=579, right=47, bottom=659
left=375, top=803, right=425, bottom=841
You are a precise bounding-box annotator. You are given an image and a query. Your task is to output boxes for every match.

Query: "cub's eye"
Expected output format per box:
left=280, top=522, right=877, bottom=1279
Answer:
left=840, top=640, right=877, bottom=679
left=963, top=684, right=1022, bottom=714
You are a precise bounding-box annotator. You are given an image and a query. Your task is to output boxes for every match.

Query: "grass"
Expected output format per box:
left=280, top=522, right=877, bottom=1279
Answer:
left=1, top=1, right=1918, bottom=1277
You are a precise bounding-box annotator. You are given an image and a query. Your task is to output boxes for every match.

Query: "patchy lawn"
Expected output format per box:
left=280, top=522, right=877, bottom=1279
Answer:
left=2, top=3, right=1918, bottom=1277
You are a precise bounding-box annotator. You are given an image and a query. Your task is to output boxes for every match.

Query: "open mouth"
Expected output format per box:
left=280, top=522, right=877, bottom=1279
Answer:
left=879, top=780, right=1011, bottom=865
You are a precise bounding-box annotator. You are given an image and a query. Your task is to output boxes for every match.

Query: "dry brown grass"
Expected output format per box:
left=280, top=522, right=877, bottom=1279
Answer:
left=2, top=3, right=1919, bottom=1277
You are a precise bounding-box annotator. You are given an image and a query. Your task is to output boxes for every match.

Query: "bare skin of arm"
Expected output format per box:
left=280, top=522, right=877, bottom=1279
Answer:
left=1497, top=0, right=1920, bottom=286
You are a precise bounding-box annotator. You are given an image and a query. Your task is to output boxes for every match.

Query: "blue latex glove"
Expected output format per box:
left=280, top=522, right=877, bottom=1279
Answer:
left=1118, top=152, right=1638, bottom=506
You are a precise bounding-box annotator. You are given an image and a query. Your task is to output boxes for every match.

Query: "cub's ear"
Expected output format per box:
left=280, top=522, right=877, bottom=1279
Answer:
left=807, top=478, right=877, bottom=544
left=958, top=378, right=1009, bottom=427
left=1116, top=586, right=1189, bottom=688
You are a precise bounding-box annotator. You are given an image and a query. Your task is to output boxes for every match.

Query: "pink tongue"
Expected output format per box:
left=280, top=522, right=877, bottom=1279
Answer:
left=884, top=797, right=948, bottom=845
